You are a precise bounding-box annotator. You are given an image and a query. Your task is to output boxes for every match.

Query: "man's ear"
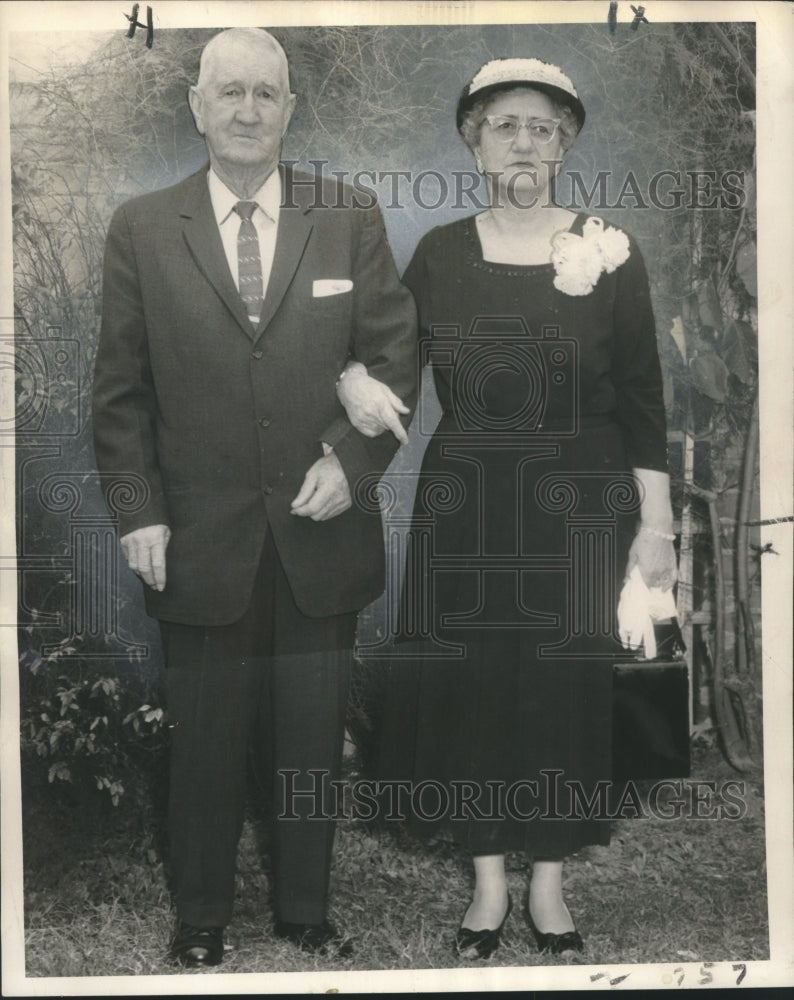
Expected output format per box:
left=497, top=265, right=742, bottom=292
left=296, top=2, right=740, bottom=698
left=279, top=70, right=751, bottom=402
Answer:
left=281, top=92, right=297, bottom=138
left=188, top=86, right=205, bottom=135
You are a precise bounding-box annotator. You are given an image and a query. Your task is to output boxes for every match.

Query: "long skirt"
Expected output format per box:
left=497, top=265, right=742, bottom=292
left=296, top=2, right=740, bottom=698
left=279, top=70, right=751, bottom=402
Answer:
left=372, top=416, right=636, bottom=857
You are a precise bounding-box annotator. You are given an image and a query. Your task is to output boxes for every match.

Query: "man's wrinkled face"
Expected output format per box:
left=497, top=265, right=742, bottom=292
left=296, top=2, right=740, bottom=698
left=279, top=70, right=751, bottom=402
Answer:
left=189, top=35, right=295, bottom=178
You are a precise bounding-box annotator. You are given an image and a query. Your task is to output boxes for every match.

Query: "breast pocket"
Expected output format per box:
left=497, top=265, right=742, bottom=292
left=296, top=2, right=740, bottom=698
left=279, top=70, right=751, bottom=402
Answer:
left=294, top=287, right=354, bottom=358
left=302, top=286, right=353, bottom=321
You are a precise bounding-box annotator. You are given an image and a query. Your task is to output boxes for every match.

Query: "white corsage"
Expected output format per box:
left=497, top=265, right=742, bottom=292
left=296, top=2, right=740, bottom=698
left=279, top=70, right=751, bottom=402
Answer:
left=550, top=217, right=631, bottom=296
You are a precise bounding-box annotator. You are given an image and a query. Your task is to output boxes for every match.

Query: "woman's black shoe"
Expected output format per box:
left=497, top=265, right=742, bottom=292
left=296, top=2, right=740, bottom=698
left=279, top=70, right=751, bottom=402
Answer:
left=169, top=922, right=225, bottom=966
left=525, top=903, right=584, bottom=955
left=455, top=892, right=513, bottom=960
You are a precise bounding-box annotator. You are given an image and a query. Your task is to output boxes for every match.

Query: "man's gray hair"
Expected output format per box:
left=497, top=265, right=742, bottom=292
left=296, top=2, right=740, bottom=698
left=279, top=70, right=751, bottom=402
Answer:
left=196, top=27, right=291, bottom=92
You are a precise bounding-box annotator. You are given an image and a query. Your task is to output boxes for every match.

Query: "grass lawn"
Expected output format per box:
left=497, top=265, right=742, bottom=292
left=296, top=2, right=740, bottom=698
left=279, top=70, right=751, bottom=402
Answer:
left=20, top=743, right=768, bottom=978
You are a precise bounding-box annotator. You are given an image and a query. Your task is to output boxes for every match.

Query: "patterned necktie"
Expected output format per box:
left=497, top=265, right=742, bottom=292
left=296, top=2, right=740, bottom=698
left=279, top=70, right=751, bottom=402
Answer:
left=234, top=201, right=263, bottom=325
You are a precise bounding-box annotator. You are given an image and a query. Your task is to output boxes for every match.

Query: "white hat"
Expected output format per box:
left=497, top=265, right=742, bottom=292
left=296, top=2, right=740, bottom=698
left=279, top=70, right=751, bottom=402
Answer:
left=456, top=57, right=585, bottom=132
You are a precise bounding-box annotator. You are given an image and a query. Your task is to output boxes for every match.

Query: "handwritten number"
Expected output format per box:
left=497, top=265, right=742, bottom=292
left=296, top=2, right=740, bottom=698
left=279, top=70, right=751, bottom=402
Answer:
left=589, top=971, right=632, bottom=988
left=607, top=3, right=649, bottom=33
left=124, top=4, right=154, bottom=48
left=630, top=4, right=649, bottom=30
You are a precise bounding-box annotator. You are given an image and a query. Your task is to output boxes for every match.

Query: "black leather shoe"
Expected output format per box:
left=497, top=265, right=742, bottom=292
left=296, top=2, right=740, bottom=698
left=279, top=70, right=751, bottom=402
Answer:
left=273, top=919, right=353, bottom=957
left=169, top=922, right=225, bottom=967
left=455, top=892, right=513, bottom=961
left=525, top=903, right=584, bottom=955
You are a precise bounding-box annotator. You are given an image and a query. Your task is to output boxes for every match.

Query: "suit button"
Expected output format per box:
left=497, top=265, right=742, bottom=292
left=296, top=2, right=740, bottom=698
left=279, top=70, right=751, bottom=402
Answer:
left=252, top=350, right=263, bottom=360
left=259, top=417, right=271, bottom=428
left=263, top=485, right=273, bottom=495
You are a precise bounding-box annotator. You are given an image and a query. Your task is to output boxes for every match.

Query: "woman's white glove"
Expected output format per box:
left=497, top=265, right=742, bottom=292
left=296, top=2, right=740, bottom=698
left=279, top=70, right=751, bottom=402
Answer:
left=617, top=565, right=677, bottom=658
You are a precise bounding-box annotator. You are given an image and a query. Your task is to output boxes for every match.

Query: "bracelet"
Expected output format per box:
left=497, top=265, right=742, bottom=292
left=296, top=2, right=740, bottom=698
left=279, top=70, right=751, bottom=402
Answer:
left=639, top=525, right=675, bottom=541
left=335, top=365, right=364, bottom=389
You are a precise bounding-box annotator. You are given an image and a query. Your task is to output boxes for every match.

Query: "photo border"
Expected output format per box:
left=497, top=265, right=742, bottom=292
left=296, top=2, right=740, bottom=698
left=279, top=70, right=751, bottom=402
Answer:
left=1, top=1, right=791, bottom=994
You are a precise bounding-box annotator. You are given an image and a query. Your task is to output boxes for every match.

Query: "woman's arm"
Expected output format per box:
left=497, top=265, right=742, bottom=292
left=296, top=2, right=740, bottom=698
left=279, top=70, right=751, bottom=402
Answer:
left=608, top=236, right=677, bottom=591
left=626, top=466, right=678, bottom=590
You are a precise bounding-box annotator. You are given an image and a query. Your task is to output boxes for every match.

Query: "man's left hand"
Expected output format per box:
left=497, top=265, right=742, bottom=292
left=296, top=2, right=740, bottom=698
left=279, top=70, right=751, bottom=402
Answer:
left=290, top=452, right=352, bottom=521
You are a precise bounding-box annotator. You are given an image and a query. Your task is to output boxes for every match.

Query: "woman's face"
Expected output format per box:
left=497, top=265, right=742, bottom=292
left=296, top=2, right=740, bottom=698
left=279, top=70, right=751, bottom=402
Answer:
left=475, top=88, right=565, bottom=202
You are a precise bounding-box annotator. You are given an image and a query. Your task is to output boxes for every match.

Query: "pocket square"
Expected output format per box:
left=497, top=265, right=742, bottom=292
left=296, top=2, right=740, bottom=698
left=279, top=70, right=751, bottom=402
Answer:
left=313, top=279, right=353, bottom=298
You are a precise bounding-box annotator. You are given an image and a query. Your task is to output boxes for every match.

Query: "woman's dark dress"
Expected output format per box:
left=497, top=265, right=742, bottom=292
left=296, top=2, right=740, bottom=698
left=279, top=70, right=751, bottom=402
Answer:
left=374, top=213, right=668, bottom=858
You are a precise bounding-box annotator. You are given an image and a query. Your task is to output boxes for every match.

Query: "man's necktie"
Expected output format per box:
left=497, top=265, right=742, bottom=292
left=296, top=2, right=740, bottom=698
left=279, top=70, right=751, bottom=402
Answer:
left=234, top=201, right=263, bottom=325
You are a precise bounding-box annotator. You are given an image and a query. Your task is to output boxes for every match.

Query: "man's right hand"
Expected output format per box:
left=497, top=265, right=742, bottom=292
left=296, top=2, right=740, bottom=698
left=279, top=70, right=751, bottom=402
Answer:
left=120, top=524, right=171, bottom=591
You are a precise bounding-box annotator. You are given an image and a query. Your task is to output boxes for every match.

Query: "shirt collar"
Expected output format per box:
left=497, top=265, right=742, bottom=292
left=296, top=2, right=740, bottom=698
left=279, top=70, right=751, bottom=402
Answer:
left=207, top=166, right=281, bottom=226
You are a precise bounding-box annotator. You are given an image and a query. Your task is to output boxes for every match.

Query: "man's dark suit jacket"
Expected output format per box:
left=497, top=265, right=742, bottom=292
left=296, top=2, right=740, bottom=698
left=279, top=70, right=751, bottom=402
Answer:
left=92, top=164, right=417, bottom=625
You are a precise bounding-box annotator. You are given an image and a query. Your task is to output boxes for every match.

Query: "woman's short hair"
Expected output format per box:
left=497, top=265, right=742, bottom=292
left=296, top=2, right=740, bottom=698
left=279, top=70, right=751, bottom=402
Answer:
left=459, top=85, right=581, bottom=154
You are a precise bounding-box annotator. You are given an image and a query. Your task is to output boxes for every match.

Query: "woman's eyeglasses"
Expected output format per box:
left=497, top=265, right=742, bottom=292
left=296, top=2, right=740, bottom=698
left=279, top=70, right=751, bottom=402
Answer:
left=484, top=116, right=561, bottom=145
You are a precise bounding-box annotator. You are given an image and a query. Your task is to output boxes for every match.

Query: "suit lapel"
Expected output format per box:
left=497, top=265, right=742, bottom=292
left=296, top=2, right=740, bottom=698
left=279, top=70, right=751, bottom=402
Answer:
left=178, top=164, right=315, bottom=342
left=254, top=164, right=314, bottom=340
left=179, top=169, right=256, bottom=339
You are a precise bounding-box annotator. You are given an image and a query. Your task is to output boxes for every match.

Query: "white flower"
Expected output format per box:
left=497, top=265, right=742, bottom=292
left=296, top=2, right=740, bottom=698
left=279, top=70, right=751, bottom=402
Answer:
left=550, top=218, right=631, bottom=296
left=551, top=232, right=603, bottom=295
left=584, top=216, right=631, bottom=273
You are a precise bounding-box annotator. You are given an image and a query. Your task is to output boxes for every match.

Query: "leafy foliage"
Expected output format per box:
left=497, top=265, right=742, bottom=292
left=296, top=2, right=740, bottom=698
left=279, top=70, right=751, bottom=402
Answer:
left=20, top=647, right=166, bottom=808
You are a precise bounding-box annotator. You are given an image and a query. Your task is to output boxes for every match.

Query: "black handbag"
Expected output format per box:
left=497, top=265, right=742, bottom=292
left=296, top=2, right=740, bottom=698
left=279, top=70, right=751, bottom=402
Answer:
left=612, top=621, right=690, bottom=781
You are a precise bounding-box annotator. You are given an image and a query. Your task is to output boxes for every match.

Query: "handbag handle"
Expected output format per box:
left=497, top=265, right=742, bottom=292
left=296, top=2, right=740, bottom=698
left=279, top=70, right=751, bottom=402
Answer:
left=646, top=619, right=686, bottom=661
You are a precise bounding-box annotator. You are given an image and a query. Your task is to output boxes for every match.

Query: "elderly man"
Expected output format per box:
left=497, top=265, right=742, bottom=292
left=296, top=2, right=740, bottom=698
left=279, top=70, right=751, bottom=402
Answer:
left=92, top=28, right=416, bottom=966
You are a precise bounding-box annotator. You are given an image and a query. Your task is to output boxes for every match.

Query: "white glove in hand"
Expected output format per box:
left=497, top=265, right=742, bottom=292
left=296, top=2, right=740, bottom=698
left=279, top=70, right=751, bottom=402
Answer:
left=617, top=566, right=677, bottom=658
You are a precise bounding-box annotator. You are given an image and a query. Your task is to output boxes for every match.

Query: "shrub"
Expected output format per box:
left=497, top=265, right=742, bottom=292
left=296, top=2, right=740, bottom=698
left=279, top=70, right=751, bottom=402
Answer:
left=19, top=645, right=168, bottom=810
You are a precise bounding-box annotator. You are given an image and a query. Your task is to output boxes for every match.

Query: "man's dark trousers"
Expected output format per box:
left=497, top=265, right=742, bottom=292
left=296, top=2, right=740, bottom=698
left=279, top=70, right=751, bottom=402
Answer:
left=160, top=529, right=356, bottom=928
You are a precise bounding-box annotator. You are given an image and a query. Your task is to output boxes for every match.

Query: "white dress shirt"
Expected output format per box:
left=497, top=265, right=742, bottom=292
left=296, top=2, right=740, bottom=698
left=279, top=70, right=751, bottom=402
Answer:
left=206, top=167, right=333, bottom=454
left=207, top=167, right=281, bottom=322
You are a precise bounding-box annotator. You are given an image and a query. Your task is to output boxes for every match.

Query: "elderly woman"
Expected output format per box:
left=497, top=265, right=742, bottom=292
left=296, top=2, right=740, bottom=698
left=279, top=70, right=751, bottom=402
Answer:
left=339, top=58, right=677, bottom=960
